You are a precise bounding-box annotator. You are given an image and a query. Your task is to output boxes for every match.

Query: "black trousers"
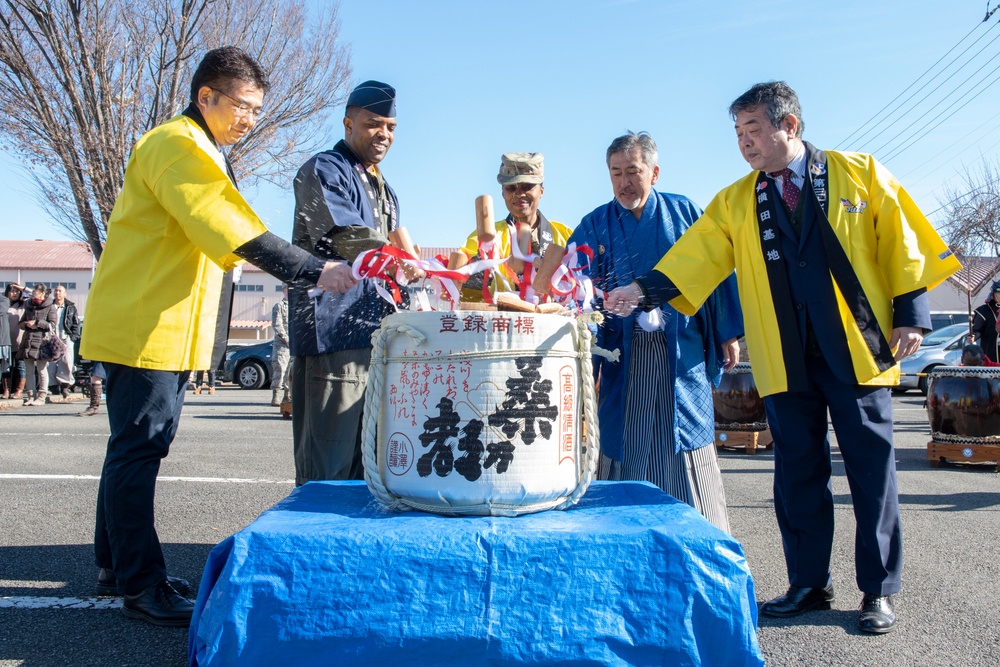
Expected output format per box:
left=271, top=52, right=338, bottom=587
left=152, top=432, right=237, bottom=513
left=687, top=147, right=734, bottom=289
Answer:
left=94, top=363, right=188, bottom=595
left=764, top=353, right=902, bottom=596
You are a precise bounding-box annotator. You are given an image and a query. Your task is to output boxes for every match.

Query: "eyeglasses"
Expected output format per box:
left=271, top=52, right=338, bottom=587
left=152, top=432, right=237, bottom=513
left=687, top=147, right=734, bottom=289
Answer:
left=210, top=87, right=263, bottom=120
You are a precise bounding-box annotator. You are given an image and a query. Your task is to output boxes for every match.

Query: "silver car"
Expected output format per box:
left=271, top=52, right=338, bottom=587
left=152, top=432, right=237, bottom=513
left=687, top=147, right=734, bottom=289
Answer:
left=896, top=323, right=969, bottom=395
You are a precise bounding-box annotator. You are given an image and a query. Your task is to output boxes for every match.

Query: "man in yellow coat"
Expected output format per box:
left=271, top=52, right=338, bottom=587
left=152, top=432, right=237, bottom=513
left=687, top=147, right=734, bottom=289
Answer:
left=606, top=82, right=960, bottom=634
left=81, top=47, right=355, bottom=627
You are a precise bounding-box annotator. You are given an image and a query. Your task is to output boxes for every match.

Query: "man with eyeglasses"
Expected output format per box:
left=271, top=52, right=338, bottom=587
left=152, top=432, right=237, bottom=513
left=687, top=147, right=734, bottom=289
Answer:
left=81, top=46, right=356, bottom=628
left=288, top=80, right=406, bottom=485
left=450, top=152, right=572, bottom=301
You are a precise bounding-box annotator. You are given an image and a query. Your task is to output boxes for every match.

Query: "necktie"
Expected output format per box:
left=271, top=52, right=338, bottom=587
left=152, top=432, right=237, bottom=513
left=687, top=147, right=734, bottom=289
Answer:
left=769, top=168, right=801, bottom=211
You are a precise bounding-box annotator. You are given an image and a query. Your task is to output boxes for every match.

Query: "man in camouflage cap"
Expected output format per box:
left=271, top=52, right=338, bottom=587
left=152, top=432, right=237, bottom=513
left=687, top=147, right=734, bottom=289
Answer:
left=451, top=152, right=572, bottom=300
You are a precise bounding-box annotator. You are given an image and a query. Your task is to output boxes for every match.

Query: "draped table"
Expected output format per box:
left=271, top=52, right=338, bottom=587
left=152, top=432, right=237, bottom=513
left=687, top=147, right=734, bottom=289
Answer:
left=188, top=480, right=763, bottom=666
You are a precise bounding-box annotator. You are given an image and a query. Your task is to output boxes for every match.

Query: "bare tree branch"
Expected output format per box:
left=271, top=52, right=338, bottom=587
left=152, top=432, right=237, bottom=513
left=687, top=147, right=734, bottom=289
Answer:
left=0, top=0, right=351, bottom=259
left=939, top=159, right=1000, bottom=260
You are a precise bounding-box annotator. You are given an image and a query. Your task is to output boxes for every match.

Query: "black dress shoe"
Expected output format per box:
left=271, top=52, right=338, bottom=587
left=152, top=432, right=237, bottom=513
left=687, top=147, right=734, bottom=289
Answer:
left=760, top=585, right=835, bottom=617
left=96, top=568, right=192, bottom=598
left=121, top=580, right=194, bottom=628
left=858, top=594, right=896, bottom=634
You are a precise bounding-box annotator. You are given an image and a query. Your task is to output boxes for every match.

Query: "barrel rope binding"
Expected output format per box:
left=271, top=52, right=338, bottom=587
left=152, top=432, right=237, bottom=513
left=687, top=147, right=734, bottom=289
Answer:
left=928, top=366, right=1000, bottom=377
left=362, top=323, right=425, bottom=511
left=362, top=314, right=601, bottom=516
left=714, top=421, right=770, bottom=433
left=930, top=432, right=1000, bottom=445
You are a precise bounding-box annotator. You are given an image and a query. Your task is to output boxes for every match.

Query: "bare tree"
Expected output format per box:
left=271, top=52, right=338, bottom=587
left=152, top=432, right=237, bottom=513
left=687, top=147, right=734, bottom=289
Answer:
left=939, top=159, right=1000, bottom=259
left=0, top=0, right=351, bottom=259
left=938, top=159, right=1000, bottom=329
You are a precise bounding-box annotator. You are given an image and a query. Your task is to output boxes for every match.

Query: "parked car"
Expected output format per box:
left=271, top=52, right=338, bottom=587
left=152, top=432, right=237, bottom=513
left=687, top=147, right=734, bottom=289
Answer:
left=929, top=311, right=970, bottom=331
left=896, top=323, right=969, bottom=395
left=223, top=341, right=272, bottom=390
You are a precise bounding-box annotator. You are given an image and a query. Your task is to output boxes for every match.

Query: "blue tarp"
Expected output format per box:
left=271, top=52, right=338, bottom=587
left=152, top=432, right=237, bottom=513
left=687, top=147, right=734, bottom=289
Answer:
left=189, top=481, right=763, bottom=666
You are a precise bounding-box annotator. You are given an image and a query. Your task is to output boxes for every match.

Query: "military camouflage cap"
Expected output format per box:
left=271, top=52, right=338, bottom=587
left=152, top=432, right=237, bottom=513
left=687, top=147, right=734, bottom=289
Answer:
left=496, top=152, right=544, bottom=185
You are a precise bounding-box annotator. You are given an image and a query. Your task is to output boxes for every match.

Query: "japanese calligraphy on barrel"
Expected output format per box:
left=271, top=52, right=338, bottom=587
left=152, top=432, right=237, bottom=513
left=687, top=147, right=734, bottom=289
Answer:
left=362, top=310, right=601, bottom=516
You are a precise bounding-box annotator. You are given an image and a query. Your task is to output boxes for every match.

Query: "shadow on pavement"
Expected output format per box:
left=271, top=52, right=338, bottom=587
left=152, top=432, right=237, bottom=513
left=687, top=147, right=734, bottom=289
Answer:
left=898, top=491, right=1000, bottom=511
left=193, top=414, right=287, bottom=421
left=756, top=608, right=861, bottom=634
left=0, top=542, right=215, bottom=667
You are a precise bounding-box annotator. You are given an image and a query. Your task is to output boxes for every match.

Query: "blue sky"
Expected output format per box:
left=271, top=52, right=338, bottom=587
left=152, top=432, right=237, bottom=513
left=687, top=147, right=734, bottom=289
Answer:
left=1, top=0, right=998, bottom=249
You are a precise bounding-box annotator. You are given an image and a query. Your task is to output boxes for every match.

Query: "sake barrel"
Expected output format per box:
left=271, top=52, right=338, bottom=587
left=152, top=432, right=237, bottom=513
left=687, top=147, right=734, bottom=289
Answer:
left=712, top=362, right=767, bottom=429
left=362, top=310, right=600, bottom=516
left=926, top=366, right=1000, bottom=439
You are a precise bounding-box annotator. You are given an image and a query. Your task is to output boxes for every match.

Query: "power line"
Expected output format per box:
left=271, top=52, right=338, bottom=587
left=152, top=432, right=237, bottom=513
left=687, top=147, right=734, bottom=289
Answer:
left=860, top=28, right=1000, bottom=152
left=924, top=173, right=1000, bottom=218
left=880, top=60, right=1000, bottom=162
left=837, top=19, right=994, bottom=149
left=900, top=108, right=1000, bottom=184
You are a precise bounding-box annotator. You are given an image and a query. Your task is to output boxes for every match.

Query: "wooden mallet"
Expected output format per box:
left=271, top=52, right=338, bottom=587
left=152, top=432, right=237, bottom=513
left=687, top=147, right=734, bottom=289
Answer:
left=387, top=226, right=424, bottom=280
left=475, top=194, right=496, bottom=245
left=531, top=243, right=567, bottom=296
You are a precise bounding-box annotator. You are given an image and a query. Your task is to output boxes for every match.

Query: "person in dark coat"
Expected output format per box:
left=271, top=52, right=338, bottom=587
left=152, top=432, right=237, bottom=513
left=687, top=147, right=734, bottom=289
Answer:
left=970, top=280, right=1000, bottom=362
left=288, top=80, right=403, bottom=485
left=18, top=284, right=59, bottom=406
left=52, top=285, right=82, bottom=397
left=4, top=282, right=26, bottom=399
left=0, top=287, right=10, bottom=398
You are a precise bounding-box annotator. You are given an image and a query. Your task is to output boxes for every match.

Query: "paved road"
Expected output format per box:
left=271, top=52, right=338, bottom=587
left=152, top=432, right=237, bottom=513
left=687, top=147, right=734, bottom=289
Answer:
left=0, top=388, right=997, bottom=666
left=725, top=392, right=999, bottom=666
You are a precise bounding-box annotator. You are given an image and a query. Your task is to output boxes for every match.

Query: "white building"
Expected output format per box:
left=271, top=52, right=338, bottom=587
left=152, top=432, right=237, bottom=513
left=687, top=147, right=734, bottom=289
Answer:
left=0, top=239, right=281, bottom=341
left=0, top=240, right=95, bottom=312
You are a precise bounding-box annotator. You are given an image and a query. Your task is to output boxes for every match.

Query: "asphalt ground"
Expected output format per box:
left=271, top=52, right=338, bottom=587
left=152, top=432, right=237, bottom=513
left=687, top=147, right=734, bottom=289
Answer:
left=0, top=387, right=997, bottom=666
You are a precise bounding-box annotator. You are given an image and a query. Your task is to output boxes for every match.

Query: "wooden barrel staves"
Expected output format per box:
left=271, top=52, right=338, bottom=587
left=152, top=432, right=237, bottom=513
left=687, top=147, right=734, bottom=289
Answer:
left=361, top=310, right=601, bottom=516
left=926, top=367, right=1000, bottom=439
left=926, top=366, right=1000, bottom=471
left=713, top=363, right=767, bottom=429
left=712, top=362, right=772, bottom=454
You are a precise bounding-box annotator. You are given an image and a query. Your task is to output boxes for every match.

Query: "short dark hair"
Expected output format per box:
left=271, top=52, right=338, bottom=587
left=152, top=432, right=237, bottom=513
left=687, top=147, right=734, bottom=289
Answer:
left=606, top=131, right=658, bottom=168
left=962, top=344, right=986, bottom=366
left=729, top=81, right=804, bottom=138
left=190, top=46, right=270, bottom=102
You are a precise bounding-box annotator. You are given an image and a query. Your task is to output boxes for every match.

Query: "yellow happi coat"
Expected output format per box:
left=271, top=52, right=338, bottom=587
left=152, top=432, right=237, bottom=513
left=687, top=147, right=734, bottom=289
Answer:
left=654, top=150, right=961, bottom=397
left=81, top=113, right=267, bottom=371
left=459, top=217, right=573, bottom=299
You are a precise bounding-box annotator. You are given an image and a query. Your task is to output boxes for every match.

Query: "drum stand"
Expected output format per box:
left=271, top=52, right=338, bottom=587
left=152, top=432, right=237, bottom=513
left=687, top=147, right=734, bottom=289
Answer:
left=715, top=423, right=773, bottom=455
left=927, top=436, right=1000, bottom=472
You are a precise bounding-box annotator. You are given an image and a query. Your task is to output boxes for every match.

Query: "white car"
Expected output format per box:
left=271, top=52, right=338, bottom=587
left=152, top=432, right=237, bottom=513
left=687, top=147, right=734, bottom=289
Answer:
left=896, top=323, right=969, bottom=395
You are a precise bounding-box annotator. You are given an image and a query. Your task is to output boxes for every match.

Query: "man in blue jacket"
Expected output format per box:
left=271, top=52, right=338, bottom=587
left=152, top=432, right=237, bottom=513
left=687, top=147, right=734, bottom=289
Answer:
left=568, top=132, right=743, bottom=532
left=288, top=80, right=401, bottom=485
